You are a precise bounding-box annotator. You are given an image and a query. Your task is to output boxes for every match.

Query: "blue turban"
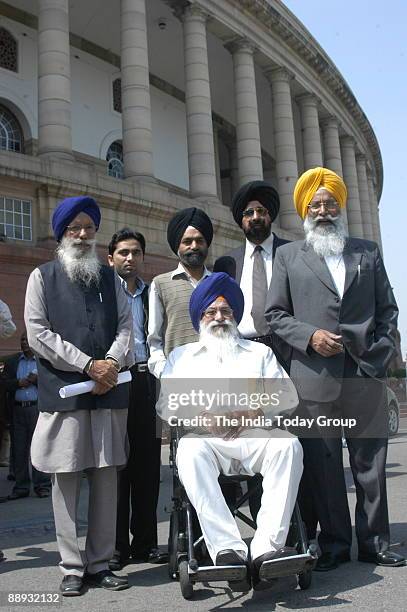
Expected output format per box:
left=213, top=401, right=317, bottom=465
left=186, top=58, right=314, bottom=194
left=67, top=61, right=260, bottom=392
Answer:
left=52, top=196, right=101, bottom=242
left=189, top=272, right=244, bottom=332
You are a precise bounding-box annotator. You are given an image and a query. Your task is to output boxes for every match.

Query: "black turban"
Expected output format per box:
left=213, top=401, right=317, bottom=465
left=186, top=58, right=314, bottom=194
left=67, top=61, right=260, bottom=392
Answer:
left=167, top=207, right=213, bottom=254
left=231, top=180, right=280, bottom=227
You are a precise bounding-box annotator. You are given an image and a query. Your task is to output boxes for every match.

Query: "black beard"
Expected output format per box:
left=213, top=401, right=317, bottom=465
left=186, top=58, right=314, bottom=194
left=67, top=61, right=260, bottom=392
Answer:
left=244, top=222, right=271, bottom=243
left=180, top=250, right=207, bottom=268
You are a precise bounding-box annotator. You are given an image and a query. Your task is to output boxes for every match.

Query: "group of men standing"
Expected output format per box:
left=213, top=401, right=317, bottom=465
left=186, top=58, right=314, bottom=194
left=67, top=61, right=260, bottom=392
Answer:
left=21, top=165, right=404, bottom=596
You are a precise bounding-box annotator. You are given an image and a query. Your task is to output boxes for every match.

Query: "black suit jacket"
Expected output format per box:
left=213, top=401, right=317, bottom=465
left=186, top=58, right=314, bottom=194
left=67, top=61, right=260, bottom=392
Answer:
left=266, top=238, right=398, bottom=401
left=214, top=233, right=292, bottom=371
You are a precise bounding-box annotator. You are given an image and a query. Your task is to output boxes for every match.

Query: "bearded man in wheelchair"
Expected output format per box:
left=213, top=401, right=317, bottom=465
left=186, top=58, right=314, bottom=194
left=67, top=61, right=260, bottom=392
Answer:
left=157, top=273, right=306, bottom=590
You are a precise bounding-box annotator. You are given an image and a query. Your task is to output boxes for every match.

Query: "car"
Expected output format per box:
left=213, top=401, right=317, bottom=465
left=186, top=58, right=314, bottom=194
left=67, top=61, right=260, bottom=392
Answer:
left=387, top=387, right=400, bottom=436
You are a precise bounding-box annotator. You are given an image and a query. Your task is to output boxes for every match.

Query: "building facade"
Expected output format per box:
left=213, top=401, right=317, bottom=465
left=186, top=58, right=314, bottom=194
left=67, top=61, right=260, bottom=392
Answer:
left=0, top=0, right=383, bottom=354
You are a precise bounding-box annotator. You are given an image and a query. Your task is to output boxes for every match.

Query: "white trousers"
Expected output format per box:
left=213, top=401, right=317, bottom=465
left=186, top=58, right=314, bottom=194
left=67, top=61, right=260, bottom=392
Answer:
left=176, top=429, right=303, bottom=563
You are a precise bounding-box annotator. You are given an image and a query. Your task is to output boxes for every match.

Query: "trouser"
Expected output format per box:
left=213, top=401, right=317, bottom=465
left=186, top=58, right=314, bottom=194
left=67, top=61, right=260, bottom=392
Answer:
left=115, top=369, right=161, bottom=557
left=51, top=466, right=117, bottom=576
left=297, top=352, right=390, bottom=555
left=176, top=429, right=303, bottom=563
left=13, top=403, right=50, bottom=493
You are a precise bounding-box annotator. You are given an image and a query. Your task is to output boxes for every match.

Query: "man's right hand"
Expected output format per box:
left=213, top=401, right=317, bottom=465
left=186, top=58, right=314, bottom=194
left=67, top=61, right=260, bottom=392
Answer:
left=88, top=360, right=118, bottom=388
left=18, top=378, right=30, bottom=388
left=310, top=329, right=343, bottom=357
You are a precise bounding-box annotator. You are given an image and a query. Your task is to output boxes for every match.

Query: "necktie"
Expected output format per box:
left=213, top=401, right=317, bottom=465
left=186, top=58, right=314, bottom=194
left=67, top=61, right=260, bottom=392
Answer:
left=251, top=245, right=268, bottom=335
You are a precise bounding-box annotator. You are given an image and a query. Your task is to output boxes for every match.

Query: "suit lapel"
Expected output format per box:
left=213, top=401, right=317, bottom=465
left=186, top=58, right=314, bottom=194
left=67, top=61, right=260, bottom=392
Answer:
left=343, top=240, right=363, bottom=295
left=235, top=246, right=245, bottom=284
left=301, top=243, right=338, bottom=295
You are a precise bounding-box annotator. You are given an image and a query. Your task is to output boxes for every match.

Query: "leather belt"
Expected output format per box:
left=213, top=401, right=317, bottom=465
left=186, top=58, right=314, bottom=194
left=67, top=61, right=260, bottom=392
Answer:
left=134, top=362, right=149, bottom=373
left=15, top=400, right=38, bottom=407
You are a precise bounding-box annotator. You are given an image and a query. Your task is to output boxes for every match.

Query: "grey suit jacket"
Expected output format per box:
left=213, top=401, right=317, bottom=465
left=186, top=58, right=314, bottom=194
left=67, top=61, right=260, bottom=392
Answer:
left=265, top=238, right=398, bottom=401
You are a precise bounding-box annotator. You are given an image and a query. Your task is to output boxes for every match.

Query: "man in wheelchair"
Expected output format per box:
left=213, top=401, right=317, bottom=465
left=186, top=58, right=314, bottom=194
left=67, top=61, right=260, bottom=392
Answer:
left=158, top=272, right=304, bottom=590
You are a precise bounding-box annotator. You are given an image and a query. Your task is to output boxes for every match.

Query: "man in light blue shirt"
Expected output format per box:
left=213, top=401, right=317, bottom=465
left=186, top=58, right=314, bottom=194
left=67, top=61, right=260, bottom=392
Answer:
left=108, top=228, right=166, bottom=569
left=4, top=332, right=51, bottom=499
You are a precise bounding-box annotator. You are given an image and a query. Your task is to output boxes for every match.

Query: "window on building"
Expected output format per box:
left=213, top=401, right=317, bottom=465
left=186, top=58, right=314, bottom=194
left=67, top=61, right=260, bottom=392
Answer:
left=0, top=28, right=18, bottom=73
left=0, top=197, right=32, bottom=241
left=113, top=78, right=122, bottom=113
left=106, top=140, right=124, bottom=179
left=0, top=105, right=23, bottom=152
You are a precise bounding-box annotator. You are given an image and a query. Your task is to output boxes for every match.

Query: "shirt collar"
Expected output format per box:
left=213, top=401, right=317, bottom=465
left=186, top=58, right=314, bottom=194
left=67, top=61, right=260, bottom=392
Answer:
left=171, top=262, right=211, bottom=281
left=245, top=232, right=274, bottom=257
left=19, top=352, right=34, bottom=362
left=120, top=276, right=146, bottom=297
left=190, top=336, right=252, bottom=356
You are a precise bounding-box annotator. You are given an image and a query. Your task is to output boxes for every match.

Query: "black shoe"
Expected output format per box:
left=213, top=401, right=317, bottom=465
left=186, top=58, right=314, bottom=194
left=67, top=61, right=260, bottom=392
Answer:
left=8, top=490, right=29, bottom=500
left=315, top=551, right=351, bottom=572
left=215, top=549, right=247, bottom=566
left=59, top=575, right=83, bottom=597
left=108, top=552, right=129, bottom=571
left=0, top=550, right=5, bottom=562
left=252, top=547, right=297, bottom=590
left=35, top=488, right=50, bottom=498
left=132, top=548, right=168, bottom=564
left=85, top=570, right=129, bottom=590
left=7, top=474, right=15, bottom=481
left=358, top=550, right=406, bottom=567
left=0, top=496, right=8, bottom=504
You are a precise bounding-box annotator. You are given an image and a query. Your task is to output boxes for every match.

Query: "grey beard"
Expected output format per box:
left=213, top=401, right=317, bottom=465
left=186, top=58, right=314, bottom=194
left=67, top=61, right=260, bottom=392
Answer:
left=57, top=237, right=101, bottom=286
left=199, top=319, right=240, bottom=363
left=304, top=214, right=347, bottom=257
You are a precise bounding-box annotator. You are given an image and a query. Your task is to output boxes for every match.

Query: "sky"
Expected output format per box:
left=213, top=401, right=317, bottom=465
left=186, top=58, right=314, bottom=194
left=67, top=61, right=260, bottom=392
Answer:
left=282, top=0, right=407, bottom=359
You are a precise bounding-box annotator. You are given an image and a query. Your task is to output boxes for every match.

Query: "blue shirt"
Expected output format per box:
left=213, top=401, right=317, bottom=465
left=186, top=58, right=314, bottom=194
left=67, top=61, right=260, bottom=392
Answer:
left=15, top=353, right=38, bottom=402
left=121, top=277, right=148, bottom=363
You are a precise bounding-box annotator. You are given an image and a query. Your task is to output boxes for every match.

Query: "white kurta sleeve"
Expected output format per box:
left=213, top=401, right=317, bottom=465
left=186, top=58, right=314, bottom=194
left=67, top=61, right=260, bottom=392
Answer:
left=147, top=279, right=167, bottom=379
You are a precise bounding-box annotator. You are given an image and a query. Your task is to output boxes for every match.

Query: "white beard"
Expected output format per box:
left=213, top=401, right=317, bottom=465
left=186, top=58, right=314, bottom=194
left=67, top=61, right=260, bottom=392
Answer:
left=304, top=214, right=347, bottom=257
left=56, top=236, right=101, bottom=286
left=199, top=319, right=240, bottom=364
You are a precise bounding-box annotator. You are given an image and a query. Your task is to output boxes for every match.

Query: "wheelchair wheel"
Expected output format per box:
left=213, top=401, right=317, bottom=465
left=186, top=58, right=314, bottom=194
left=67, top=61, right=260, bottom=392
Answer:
left=298, top=569, right=312, bottom=590
left=168, top=512, right=179, bottom=579
left=179, top=560, right=193, bottom=599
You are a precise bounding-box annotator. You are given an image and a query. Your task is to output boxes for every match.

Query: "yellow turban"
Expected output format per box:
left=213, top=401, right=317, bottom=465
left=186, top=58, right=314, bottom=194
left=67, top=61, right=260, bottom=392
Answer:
left=293, top=167, right=347, bottom=219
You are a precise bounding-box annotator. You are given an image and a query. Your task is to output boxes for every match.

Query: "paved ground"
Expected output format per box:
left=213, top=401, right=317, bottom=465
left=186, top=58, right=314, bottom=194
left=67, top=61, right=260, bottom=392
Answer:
left=0, top=423, right=406, bottom=612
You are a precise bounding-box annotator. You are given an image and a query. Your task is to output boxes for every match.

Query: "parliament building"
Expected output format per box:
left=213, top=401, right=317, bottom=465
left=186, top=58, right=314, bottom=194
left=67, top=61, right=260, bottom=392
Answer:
left=0, top=0, right=383, bottom=353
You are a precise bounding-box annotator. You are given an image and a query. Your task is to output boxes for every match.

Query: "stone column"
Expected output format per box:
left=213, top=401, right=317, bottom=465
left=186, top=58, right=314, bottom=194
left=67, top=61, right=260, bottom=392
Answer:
left=120, top=0, right=154, bottom=179
left=182, top=5, right=217, bottom=199
left=340, top=135, right=363, bottom=237
left=227, top=39, right=263, bottom=186
left=356, top=153, right=374, bottom=240
left=297, top=93, right=323, bottom=168
left=321, top=116, right=343, bottom=176
left=266, top=67, right=301, bottom=233
left=367, top=171, right=383, bottom=251
left=37, top=0, right=73, bottom=159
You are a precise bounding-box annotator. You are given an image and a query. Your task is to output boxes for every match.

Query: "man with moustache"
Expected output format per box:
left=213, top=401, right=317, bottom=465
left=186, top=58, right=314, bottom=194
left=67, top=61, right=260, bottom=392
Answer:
left=24, top=196, right=134, bottom=595
left=148, top=207, right=213, bottom=379
left=214, top=181, right=290, bottom=370
left=159, top=273, right=302, bottom=590
left=266, top=167, right=405, bottom=570
left=107, top=228, right=166, bottom=569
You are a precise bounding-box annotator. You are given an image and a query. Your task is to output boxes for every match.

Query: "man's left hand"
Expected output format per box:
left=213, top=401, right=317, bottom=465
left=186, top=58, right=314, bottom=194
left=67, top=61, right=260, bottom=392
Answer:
left=223, top=409, right=263, bottom=440
left=91, top=381, right=112, bottom=395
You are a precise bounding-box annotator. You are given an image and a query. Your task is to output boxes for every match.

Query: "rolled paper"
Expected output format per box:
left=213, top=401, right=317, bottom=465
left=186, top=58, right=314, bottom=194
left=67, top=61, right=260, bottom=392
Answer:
left=59, top=370, right=132, bottom=399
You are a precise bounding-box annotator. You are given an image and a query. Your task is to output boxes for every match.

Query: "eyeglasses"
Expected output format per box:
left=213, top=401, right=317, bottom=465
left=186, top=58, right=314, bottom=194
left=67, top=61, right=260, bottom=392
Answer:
left=66, top=224, right=96, bottom=235
left=307, top=199, right=339, bottom=213
left=242, top=207, right=269, bottom=218
left=202, top=307, right=234, bottom=319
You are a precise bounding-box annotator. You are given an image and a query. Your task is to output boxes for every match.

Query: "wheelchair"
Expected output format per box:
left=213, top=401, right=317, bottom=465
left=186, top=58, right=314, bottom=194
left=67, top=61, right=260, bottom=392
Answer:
left=167, top=427, right=318, bottom=600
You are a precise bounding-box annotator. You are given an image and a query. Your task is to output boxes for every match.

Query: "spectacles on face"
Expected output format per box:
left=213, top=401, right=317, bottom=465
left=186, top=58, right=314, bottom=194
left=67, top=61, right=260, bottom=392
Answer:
left=242, top=207, right=269, bottom=218
left=66, top=224, right=96, bottom=235
left=307, top=199, right=339, bottom=214
left=202, top=307, right=234, bottom=319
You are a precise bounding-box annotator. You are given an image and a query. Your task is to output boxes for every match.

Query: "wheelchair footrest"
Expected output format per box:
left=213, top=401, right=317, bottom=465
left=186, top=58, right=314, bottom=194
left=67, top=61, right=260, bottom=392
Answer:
left=259, top=554, right=315, bottom=581
left=189, top=564, right=247, bottom=582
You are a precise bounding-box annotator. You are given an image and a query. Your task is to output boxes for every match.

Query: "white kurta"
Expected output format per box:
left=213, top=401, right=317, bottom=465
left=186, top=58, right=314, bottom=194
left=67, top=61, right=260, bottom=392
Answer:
left=161, top=338, right=303, bottom=562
